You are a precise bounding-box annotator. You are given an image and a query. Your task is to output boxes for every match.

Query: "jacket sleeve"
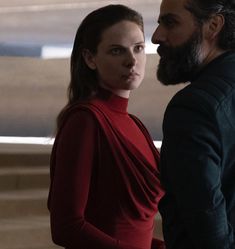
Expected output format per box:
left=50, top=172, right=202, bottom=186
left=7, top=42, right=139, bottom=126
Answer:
left=49, top=110, right=142, bottom=249
left=160, top=90, right=234, bottom=249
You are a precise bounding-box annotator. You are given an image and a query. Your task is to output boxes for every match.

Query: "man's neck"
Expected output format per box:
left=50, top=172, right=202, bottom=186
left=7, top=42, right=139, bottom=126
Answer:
left=202, top=47, right=228, bottom=68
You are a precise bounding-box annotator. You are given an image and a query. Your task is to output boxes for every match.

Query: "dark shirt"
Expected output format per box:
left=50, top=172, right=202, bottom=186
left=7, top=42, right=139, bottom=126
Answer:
left=159, top=51, right=235, bottom=249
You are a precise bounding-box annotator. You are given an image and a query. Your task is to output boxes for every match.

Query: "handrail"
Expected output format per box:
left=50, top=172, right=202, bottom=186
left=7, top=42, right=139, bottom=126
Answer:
left=0, top=136, right=54, bottom=154
left=0, top=136, right=161, bottom=154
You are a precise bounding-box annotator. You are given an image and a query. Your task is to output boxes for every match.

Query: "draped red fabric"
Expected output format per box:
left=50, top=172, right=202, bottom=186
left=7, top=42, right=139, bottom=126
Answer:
left=48, top=89, right=165, bottom=249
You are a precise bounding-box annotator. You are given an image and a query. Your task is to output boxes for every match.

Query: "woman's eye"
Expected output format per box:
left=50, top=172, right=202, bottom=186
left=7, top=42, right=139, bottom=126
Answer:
left=134, top=45, right=145, bottom=53
left=110, top=48, right=123, bottom=55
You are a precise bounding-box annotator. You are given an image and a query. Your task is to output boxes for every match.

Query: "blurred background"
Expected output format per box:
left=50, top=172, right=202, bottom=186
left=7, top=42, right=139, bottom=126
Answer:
left=0, top=1, right=186, bottom=249
left=0, top=0, right=185, bottom=140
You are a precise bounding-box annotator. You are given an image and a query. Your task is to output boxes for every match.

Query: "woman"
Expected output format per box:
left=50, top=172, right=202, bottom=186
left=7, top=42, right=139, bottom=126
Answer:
left=48, top=4, right=165, bottom=249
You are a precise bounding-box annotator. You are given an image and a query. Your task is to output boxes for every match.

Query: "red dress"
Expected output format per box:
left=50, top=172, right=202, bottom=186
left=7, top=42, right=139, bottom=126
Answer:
left=48, top=88, right=165, bottom=249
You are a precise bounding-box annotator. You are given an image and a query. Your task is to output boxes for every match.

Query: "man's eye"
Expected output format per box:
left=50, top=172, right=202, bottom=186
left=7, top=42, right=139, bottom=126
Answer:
left=163, top=19, right=176, bottom=28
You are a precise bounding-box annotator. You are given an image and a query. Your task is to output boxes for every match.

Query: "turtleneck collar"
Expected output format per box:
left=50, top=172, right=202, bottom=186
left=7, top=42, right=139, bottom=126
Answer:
left=96, top=87, right=129, bottom=114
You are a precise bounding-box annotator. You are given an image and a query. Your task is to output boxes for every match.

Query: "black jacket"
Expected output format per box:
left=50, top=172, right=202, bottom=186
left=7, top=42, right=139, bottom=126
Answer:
left=159, top=51, right=235, bottom=249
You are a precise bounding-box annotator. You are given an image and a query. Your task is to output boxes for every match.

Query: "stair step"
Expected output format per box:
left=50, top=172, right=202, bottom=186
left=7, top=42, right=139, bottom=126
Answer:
left=15, top=246, right=59, bottom=249
left=0, top=197, right=163, bottom=247
left=154, top=213, right=163, bottom=240
left=0, top=166, right=50, bottom=190
left=0, top=215, right=60, bottom=249
left=0, top=153, right=50, bottom=167
left=0, top=189, right=48, bottom=218
left=0, top=215, right=163, bottom=249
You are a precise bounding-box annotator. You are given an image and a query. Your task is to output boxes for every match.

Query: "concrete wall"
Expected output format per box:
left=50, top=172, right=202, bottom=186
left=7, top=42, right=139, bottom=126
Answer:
left=0, top=54, right=185, bottom=140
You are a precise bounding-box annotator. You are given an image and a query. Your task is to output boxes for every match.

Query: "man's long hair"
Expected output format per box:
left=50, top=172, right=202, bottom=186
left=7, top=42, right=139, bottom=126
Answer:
left=185, top=0, right=235, bottom=50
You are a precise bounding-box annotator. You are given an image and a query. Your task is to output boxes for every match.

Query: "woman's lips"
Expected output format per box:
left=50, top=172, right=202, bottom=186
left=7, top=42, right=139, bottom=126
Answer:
left=122, top=72, right=139, bottom=80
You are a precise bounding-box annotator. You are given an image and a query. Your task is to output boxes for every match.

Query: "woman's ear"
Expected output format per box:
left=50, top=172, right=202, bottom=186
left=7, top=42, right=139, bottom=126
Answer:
left=82, top=49, right=97, bottom=70
left=205, top=14, right=225, bottom=40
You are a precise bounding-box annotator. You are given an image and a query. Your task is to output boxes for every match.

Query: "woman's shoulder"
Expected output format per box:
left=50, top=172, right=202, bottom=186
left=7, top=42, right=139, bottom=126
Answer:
left=59, top=102, right=99, bottom=130
left=61, top=99, right=112, bottom=130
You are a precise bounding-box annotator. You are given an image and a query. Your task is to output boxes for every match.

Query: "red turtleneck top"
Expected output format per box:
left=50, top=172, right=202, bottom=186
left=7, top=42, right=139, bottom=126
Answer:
left=48, top=89, right=165, bottom=249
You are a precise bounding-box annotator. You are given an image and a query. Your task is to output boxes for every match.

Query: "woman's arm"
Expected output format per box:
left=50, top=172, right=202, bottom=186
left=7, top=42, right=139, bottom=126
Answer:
left=49, top=110, right=141, bottom=249
left=151, top=238, right=166, bottom=249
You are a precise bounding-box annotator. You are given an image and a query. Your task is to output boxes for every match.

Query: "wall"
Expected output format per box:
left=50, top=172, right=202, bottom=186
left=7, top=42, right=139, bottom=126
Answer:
left=0, top=54, right=185, bottom=140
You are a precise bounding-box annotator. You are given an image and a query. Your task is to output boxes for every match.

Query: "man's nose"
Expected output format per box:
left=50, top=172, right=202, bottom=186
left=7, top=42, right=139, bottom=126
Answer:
left=151, top=25, right=166, bottom=44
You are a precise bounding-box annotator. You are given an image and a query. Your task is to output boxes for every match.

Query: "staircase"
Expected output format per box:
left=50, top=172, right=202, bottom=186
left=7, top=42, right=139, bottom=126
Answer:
left=0, top=144, right=60, bottom=249
left=0, top=141, right=163, bottom=249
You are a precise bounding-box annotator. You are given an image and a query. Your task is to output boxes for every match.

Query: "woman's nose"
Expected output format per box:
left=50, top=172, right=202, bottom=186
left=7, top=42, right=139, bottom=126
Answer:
left=124, top=51, right=137, bottom=68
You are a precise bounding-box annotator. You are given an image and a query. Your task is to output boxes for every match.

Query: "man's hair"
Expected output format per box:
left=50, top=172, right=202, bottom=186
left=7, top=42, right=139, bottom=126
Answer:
left=185, top=0, right=235, bottom=50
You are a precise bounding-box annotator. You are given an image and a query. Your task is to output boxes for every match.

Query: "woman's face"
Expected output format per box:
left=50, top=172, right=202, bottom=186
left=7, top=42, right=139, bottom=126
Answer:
left=84, top=20, right=146, bottom=98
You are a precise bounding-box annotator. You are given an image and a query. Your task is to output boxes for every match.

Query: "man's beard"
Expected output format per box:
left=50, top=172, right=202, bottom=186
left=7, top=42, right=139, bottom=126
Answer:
left=157, top=28, right=203, bottom=85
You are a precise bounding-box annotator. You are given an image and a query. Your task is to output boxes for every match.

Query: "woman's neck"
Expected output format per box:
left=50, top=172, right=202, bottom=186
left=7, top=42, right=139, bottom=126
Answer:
left=98, top=85, right=130, bottom=98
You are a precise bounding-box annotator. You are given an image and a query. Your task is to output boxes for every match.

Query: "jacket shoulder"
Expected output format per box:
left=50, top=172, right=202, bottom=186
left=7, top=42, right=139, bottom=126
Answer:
left=170, top=74, right=235, bottom=115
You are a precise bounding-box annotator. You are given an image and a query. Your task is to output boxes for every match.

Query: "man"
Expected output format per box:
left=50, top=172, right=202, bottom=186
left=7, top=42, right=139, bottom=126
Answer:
left=151, top=0, right=235, bottom=248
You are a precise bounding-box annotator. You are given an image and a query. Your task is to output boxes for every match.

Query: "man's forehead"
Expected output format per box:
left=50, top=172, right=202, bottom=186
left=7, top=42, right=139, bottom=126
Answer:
left=160, top=0, right=188, bottom=14
left=159, top=0, right=190, bottom=19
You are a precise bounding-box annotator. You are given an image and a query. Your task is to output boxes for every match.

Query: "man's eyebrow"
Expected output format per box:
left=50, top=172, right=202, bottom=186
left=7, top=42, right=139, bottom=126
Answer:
left=158, top=13, right=180, bottom=23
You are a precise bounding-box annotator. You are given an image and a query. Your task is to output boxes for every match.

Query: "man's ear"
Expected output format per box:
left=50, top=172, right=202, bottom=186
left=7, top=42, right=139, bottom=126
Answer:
left=205, top=14, right=225, bottom=40
left=82, top=49, right=96, bottom=70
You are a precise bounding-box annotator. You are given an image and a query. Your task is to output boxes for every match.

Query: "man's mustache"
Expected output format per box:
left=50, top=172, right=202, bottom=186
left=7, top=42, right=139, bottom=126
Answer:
left=157, top=44, right=172, bottom=58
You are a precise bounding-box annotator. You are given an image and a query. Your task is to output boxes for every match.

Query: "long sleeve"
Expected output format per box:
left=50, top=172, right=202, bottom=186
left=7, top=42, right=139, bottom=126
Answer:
left=49, top=110, right=142, bottom=249
left=151, top=238, right=166, bottom=249
left=160, top=89, right=234, bottom=249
